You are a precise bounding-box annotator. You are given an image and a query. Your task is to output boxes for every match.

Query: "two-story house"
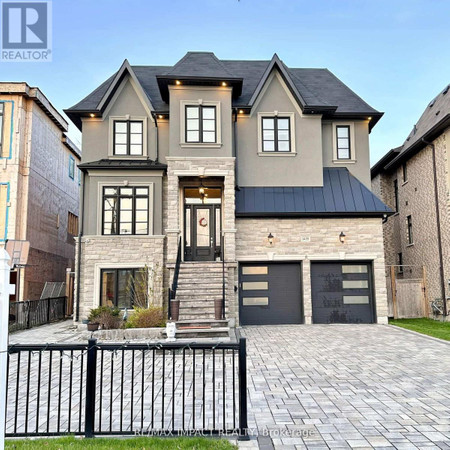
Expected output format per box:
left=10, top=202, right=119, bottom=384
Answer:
left=372, top=84, right=450, bottom=318
left=0, top=82, right=81, bottom=301
left=66, top=52, right=390, bottom=325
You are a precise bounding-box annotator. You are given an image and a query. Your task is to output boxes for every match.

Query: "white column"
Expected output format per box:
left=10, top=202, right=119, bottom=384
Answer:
left=0, top=248, right=13, bottom=450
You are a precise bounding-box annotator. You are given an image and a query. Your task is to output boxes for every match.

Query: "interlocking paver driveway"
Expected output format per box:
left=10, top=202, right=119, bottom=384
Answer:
left=241, top=325, right=450, bottom=449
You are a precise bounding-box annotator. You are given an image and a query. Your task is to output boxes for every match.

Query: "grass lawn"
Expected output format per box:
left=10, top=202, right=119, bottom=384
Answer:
left=5, top=436, right=237, bottom=449
left=389, top=318, right=450, bottom=341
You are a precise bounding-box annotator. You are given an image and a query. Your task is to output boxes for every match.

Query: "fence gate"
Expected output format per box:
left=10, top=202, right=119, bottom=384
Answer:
left=386, top=265, right=428, bottom=319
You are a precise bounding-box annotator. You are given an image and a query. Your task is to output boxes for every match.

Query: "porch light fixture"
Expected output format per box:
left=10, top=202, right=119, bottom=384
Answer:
left=198, top=179, right=206, bottom=203
left=175, top=80, right=181, bottom=85
left=222, top=82, right=227, bottom=86
left=339, top=232, right=346, bottom=244
left=89, top=113, right=95, bottom=118
left=267, top=232, right=274, bottom=245
left=239, top=110, right=244, bottom=114
left=158, top=115, right=163, bottom=119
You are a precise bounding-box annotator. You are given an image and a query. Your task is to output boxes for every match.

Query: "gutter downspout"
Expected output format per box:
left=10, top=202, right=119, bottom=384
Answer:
left=75, top=170, right=85, bottom=322
left=422, top=137, right=447, bottom=316
left=233, top=108, right=239, bottom=190
left=152, top=112, right=159, bottom=162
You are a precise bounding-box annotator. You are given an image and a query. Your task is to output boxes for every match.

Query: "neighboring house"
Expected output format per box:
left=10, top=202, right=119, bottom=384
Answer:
left=372, top=84, right=450, bottom=317
left=66, top=52, right=391, bottom=325
left=0, top=83, right=81, bottom=301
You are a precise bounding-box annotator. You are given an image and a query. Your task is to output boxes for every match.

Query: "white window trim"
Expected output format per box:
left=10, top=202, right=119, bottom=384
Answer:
left=96, top=181, right=154, bottom=236
left=180, top=100, right=222, bottom=148
left=108, top=115, right=148, bottom=158
left=93, top=261, right=153, bottom=309
left=257, top=112, right=296, bottom=156
left=332, top=122, right=356, bottom=163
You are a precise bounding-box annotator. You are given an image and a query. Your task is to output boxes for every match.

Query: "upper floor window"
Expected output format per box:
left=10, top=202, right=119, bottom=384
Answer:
left=0, top=183, right=8, bottom=241
left=185, top=105, right=216, bottom=143
left=102, top=186, right=149, bottom=235
left=393, top=179, right=399, bottom=212
left=68, top=155, right=75, bottom=179
left=113, top=120, right=143, bottom=156
left=336, top=125, right=351, bottom=159
left=0, top=103, right=4, bottom=156
left=262, top=117, right=291, bottom=152
left=407, top=215, right=413, bottom=245
left=402, top=162, right=408, bottom=182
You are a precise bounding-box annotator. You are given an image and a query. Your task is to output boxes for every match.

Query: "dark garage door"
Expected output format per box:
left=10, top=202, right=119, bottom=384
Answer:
left=311, top=262, right=375, bottom=324
left=239, top=263, right=302, bottom=325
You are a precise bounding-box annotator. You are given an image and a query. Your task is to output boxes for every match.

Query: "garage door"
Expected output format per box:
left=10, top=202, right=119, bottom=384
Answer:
left=239, top=263, right=302, bottom=325
left=311, top=262, right=375, bottom=324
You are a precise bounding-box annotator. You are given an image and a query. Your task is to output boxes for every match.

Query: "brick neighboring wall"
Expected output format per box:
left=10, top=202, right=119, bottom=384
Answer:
left=76, top=236, right=165, bottom=320
left=374, top=129, right=450, bottom=306
left=235, top=217, right=388, bottom=324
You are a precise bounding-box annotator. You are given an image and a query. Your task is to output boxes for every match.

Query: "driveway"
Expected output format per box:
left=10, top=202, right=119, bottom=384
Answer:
left=241, top=325, right=450, bottom=449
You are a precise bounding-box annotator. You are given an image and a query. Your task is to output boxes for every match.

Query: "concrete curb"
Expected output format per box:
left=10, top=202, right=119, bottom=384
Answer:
left=385, top=323, right=450, bottom=346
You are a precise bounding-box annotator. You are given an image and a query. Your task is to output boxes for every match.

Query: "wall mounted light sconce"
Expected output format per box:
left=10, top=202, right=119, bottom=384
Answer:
left=268, top=232, right=274, bottom=245
left=339, top=232, right=346, bottom=244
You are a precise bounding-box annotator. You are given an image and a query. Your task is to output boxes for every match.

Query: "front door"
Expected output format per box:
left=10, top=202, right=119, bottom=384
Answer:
left=185, top=204, right=221, bottom=261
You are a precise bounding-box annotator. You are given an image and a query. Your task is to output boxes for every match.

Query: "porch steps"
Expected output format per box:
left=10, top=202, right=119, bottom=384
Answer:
left=163, top=319, right=230, bottom=339
left=175, top=262, right=227, bottom=321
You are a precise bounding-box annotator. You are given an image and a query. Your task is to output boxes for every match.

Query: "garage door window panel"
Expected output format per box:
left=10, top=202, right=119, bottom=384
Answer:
left=242, top=266, right=268, bottom=275
left=342, top=280, right=368, bottom=289
left=242, top=297, right=269, bottom=306
left=242, top=281, right=268, bottom=290
left=343, top=295, right=370, bottom=304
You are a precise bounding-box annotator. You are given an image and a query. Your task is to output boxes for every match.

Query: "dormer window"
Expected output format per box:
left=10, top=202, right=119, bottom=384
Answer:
left=185, top=105, right=216, bottom=143
left=113, top=120, right=143, bottom=156
left=262, top=117, right=291, bottom=152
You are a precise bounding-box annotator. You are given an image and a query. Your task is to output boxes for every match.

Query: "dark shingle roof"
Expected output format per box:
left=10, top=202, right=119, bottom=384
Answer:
left=66, top=52, right=381, bottom=120
left=371, top=84, right=450, bottom=176
left=78, top=159, right=167, bottom=170
left=236, top=168, right=391, bottom=217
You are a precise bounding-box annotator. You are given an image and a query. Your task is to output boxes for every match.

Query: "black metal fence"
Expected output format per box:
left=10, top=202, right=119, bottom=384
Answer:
left=5, top=338, right=248, bottom=438
left=8, top=297, right=67, bottom=332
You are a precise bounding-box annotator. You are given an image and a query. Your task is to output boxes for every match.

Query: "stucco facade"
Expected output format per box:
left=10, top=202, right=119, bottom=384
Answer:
left=0, top=83, right=81, bottom=301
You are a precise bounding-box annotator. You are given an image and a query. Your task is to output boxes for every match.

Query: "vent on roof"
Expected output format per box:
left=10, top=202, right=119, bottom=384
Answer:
left=436, top=110, right=441, bottom=116
left=413, top=124, right=417, bottom=135
left=443, top=85, right=450, bottom=95
left=429, top=99, right=435, bottom=107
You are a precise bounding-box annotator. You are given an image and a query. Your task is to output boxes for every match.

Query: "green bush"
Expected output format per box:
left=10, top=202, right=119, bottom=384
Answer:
left=126, top=306, right=166, bottom=328
left=88, top=306, right=120, bottom=322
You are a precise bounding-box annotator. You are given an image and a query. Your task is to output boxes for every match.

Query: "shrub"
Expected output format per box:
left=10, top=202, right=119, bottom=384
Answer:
left=89, top=306, right=122, bottom=329
left=126, top=306, right=166, bottom=328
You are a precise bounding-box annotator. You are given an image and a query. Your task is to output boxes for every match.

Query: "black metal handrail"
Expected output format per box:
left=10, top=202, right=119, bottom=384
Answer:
left=5, top=337, right=248, bottom=439
left=168, top=236, right=182, bottom=320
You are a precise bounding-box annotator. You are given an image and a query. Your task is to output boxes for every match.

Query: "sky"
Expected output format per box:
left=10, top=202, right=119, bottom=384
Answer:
left=1, top=0, right=449, bottom=165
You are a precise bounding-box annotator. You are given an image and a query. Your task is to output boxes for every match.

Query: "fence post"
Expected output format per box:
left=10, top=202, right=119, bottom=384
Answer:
left=26, top=301, right=31, bottom=329
left=84, top=338, right=97, bottom=438
left=0, top=248, right=14, bottom=450
left=46, top=297, right=51, bottom=323
left=238, top=337, right=249, bottom=440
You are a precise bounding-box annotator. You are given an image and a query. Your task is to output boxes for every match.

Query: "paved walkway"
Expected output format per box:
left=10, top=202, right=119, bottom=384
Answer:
left=8, top=322, right=450, bottom=448
left=241, top=325, right=450, bottom=449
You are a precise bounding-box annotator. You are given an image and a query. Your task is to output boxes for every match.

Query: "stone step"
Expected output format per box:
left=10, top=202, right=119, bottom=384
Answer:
left=176, top=319, right=229, bottom=329
left=177, top=287, right=224, bottom=294
left=163, top=327, right=229, bottom=339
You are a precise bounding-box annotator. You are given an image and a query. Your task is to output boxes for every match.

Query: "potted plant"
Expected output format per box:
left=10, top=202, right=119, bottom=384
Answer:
left=214, top=299, right=223, bottom=320
left=87, top=307, right=101, bottom=331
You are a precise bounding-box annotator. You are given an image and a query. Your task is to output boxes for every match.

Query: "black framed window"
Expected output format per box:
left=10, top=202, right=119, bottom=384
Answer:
left=113, top=120, right=143, bottom=155
left=394, top=179, right=399, bottom=212
left=185, top=105, right=216, bottom=143
left=397, top=252, right=403, bottom=274
left=336, top=125, right=351, bottom=159
left=407, top=215, right=413, bottom=244
left=100, top=268, right=146, bottom=309
left=262, top=117, right=290, bottom=152
left=0, top=103, right=4, bottom=156
left=402, top=162, right=408, bottom=182
left=102, top=186, right=149, bottom=235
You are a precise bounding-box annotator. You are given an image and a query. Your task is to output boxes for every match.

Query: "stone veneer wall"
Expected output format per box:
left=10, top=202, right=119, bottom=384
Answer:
left=235, top=217, right=388, bottom=324
left=373, top=129, right=450, bottom=308
left=76, top=236, right=165, bottom=320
